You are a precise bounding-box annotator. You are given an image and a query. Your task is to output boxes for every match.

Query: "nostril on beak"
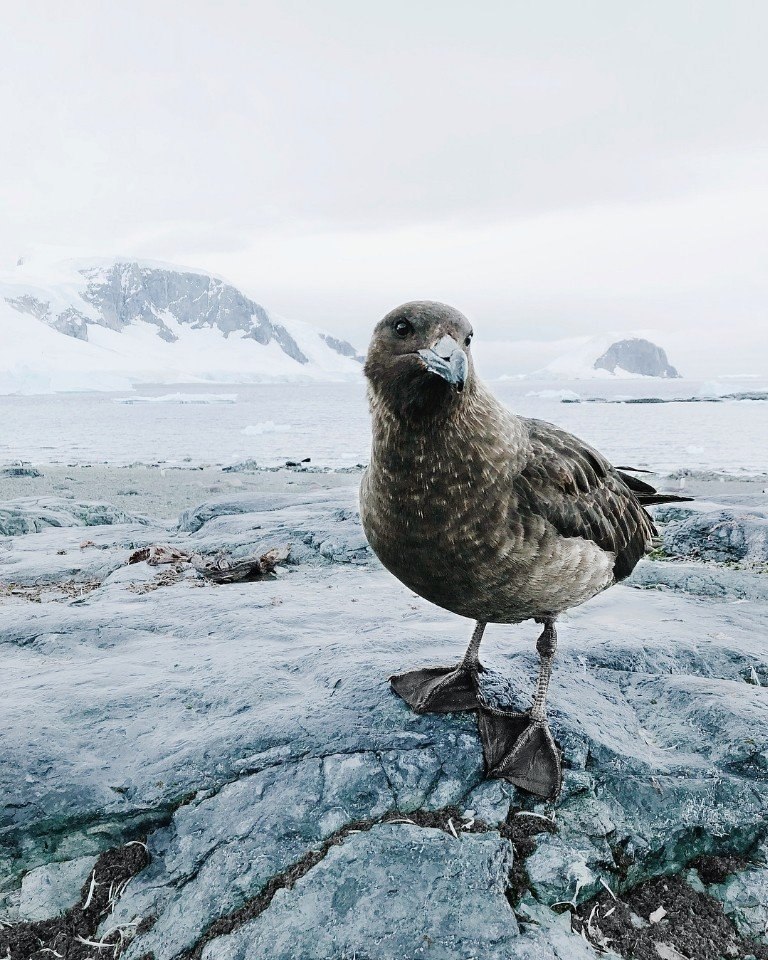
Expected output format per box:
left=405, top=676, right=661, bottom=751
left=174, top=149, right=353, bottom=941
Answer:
left=432, top=334, right=459, bottom=360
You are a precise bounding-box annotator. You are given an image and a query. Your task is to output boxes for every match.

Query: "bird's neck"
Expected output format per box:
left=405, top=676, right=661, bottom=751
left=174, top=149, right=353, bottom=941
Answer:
left=368, top=378, right=525, bottom=471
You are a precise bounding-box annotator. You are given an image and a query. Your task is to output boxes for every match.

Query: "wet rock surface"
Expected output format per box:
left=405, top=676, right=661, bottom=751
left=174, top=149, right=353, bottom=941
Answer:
left=1, top=480, right=767, bottom=959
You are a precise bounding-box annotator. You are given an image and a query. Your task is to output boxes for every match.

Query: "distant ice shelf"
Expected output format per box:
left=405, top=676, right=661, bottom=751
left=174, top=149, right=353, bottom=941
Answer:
left=114, top=393, right=238, bottom=404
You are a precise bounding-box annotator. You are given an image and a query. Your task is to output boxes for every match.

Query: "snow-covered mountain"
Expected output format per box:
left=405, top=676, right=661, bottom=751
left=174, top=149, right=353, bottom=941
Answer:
left=0, top=259, right=363, bottom=394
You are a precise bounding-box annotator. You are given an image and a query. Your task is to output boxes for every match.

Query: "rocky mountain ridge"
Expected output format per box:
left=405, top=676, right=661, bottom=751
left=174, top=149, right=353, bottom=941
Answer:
left=0, top=260, right=363, bottom=383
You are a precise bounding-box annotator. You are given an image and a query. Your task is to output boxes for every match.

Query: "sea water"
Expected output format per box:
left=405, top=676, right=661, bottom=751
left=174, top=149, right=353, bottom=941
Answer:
left=0, top=378, right=766, bottom=475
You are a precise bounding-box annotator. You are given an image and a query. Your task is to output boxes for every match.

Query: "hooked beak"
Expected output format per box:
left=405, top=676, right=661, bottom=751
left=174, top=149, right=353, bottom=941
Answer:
left=417, top=335, right=468, bottom=392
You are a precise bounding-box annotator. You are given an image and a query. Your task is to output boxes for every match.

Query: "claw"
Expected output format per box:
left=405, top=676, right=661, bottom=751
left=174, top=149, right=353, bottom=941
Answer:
left=477, top=708, right=562, bottom=800
left=390, top=664, right=481, bottom=714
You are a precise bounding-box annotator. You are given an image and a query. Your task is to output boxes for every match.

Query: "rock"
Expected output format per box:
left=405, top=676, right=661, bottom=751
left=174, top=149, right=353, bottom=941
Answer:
left=319, top=332, right=365, bottom=364
left=706, top=840, right=768, bottom=942
left=198, top=824, right=518, bottom=960
left=720, top=391, right=768, bottom=401
left=1, top=490, right=768, bottom=958
left=462, top=780, right=518, bottom=825
left=4, top=295, right=90, bottom=341
left=79, top=261, right=309, bottom=361
left=177, top=493, right=324, bottom=532
left=627, top=558, right=768, bottom=603
left=594, top=338, right=681, bottom=378
left=108, top=743, right=486, bottom=959
left=50, top=306, right=90, bottom=340
left=662, top=509, right=768, bottom=565
left=221, top=459, right=263, bottom=473
left=0, top=520, right=161, bottom=586
left=19, top=854, right=98, bottom=920
left=177, top=493, right=370, bottom=565
left=650, top=504, right=700, bottom=524
left=0, top=497, right=150, bottom=536
left=0, top=465, right=43, bottom=478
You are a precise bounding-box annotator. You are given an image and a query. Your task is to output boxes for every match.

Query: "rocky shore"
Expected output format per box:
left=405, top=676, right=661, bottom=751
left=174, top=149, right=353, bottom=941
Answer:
left=1, top=467, right=767, bottom=959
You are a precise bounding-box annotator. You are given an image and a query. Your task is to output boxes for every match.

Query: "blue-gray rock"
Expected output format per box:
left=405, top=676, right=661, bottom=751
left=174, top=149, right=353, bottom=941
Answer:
left=627, top=558, right=768, bottom=603
left=3, top=295, right=90, bottom=341
left=177, top=492, right=328, bottom=532
left=319, top=332, right=365, bottom=363
left=19, top=854, right=98, bottom=921
left=79, top=262, right=310, bottom=362
left=50, top=306, right=90, bottom=340
left=662, top=508, right=768, bottom=565
left=199, top=824, right=518, bottom=960
left=0, top=465, right=42, bottom=478
left=1, top=488, right=767, bottom=959
left=0, top=497, right=151, bottom=536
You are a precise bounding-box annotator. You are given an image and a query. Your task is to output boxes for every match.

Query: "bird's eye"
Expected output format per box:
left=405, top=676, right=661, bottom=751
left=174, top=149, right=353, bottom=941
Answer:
left=394, top=319, right=413, bottom=338
left=464, top=332, right=473, bottom=347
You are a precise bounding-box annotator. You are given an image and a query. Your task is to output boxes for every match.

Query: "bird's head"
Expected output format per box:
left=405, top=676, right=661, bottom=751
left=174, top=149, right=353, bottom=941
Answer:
left=364, top=301, right=474, bottom=420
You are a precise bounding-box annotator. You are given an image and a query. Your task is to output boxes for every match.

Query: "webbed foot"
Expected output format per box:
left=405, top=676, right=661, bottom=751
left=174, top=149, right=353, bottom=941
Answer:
left=477, top=707, right=562, bottom=800
left=390, top=664, right=481, bottom=714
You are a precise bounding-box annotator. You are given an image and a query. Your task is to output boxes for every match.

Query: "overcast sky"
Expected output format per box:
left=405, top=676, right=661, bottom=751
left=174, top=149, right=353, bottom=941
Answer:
left=2, top=0, right=767, bottom=353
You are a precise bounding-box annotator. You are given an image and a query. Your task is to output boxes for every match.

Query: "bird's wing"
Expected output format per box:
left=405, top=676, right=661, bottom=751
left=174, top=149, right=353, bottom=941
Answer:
left=514, top=418, right=656, bottom=581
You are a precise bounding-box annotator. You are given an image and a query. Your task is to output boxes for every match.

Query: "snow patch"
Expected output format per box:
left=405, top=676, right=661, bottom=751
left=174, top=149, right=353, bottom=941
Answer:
left=241, top=422, right=292, bottom=435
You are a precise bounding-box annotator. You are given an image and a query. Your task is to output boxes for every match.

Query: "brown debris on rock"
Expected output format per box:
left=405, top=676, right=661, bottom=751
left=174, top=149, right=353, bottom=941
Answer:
left=128, top=544, right=192, bottom=566
left=194, top=546, right=290, bottom=583
left=127, top=543, right=289, bottom=583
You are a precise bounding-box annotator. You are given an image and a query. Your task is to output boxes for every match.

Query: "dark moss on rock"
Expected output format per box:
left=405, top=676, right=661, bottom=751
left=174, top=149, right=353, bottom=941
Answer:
left=574, top=873, right=768, bottom=960
left=499, top=808, right=557, bottom=905
left=0, top=841, right=149, bottom=960
left=692, top=854, right=750, bottom=886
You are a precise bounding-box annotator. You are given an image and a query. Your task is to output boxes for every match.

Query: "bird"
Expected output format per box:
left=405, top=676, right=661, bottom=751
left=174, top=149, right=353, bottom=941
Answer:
left=359, top=301, right=691, bottom=800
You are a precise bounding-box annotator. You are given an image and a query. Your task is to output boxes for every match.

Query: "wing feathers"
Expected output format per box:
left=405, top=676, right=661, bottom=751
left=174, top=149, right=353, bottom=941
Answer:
left=516, top=419, right=659, bottom=581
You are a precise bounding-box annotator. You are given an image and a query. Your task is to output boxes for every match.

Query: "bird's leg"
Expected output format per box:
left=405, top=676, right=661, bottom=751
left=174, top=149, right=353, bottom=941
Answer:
left=389, top=621, right=486, bottom=714
left=477, top=617, right=563, bottom=800
left=460, top=619, right=485, bottom=671
left=530, top=619, right=557, bottom=722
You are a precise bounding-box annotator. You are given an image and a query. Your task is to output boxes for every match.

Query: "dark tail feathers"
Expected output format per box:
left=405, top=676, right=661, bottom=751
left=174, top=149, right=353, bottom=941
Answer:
left=617, top=468, right=694, bottom=506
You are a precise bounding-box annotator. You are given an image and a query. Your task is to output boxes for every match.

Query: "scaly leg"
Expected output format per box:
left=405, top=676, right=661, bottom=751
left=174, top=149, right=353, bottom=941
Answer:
left=390, top=621, right=486, bottom=713
left=477, top=618, right=563, bottom=800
